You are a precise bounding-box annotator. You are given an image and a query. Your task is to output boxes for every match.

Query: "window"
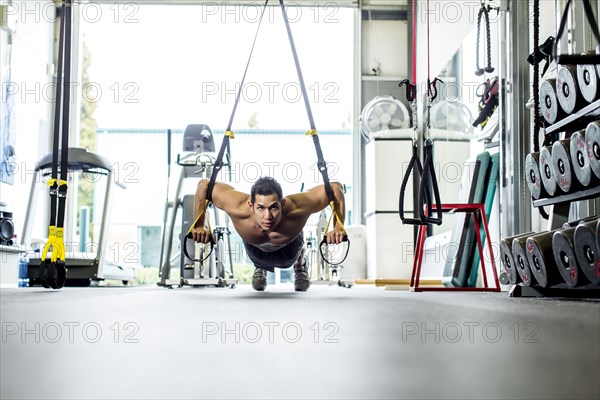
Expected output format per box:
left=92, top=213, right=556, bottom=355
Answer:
left=80, top=3, right=355, bottom=270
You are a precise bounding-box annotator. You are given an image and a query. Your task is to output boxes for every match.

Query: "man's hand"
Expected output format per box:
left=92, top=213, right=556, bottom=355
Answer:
left=191, top=227, right=213, bottom=244
left=326, top=227, right=346, bottom=244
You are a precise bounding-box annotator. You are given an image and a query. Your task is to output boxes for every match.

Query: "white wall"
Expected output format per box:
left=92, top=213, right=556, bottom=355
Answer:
left=416, top=0, right=484, bottom=86
left=362, top=19, right=408, bottom=78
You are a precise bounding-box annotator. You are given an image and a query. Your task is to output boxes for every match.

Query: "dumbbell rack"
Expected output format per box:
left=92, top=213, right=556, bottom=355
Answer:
left=511, top=101, right=600, bottom=298
left=537, top=99, right=600, bottom=230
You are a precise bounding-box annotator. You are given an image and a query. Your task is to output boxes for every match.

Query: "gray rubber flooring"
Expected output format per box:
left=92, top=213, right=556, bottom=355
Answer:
left=1, top=284, right=599, bottom=400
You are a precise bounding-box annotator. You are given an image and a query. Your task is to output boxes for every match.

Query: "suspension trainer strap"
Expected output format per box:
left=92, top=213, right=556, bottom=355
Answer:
left=279, top=0, right=348, bottom=257
left=420, top=0, right=443, bottom=225
left=45, top=0, right=65, bottom=256
left=40, top=0, right=72, bottom=289
left=398, top=0, right=425, bottom=225
left=554, top=0, right=600, bottom=64
left=278, top=0, right=336, bottom=205
left=419, top=141, right=442, bottom=224
left=399, top=145, right=425, bottom=225
left=206, top=0, right=269, bottom=203
left=57, top=0, right=72, bottom=237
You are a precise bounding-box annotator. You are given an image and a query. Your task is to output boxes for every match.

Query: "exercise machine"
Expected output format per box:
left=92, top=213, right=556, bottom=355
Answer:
left=157, top=124, right=237, bottom=288
left=22, top=147, right=134, bottom=286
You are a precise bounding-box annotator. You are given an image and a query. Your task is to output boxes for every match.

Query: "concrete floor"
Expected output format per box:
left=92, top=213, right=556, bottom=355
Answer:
left=1, top=284, right=599, bottom=400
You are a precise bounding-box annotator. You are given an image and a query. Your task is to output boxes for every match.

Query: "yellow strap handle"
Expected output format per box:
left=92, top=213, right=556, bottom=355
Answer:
left=306, top=129, right=318, bottom=136
left=186, top=199, right=212, bottom=236
left=42, top=226, right=66, bottom=262
left=224, top=130, right=235, bottom=138
left=323, top=200, right=346, bottom=236
left=47, top=179, right=68, bottom=188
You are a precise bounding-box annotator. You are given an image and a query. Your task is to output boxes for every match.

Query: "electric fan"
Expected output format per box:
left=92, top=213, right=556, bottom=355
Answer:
left=360, top=95, right=410, bottom=139
left=429, top=100, right=474, bottom=135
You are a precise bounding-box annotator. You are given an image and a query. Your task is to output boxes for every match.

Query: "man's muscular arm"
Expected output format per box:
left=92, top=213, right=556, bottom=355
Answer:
left=288, top=182, right=346, bottom=244
left=191, top=179, right=248, bottom=243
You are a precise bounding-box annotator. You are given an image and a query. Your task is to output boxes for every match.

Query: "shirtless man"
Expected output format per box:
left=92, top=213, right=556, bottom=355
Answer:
left=191, top=176, right=346, bottom=291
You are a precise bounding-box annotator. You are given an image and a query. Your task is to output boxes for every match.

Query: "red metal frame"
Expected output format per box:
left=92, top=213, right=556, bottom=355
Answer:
left=410, top=204, right=501, bottom=292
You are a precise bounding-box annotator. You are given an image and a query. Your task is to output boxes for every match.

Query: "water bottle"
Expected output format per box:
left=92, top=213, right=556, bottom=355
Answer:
left=18, top=252, right=29, bottom=288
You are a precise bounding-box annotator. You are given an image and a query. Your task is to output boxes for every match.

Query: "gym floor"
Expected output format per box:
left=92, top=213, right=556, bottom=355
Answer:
left=1, top=285, right=599, bottom=400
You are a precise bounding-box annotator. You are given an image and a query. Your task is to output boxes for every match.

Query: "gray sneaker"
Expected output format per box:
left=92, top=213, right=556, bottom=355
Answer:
left=294, top=256, right=310, bottom=292
left=252, top=268, right=267, bottom=291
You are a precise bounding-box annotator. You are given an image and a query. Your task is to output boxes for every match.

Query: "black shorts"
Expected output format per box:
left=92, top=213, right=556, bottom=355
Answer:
left=243, top=233, right=304, bottom=272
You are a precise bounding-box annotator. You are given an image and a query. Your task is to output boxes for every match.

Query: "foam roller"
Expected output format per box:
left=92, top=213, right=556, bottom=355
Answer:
left=552, top=227, right=589, bottom=288
left=562, top=216, right=599, bottom=229
left=500, top=232, right=533, bottom=285
left=597, top=219, right=600, bottom=254
left=576, top=53, right=600, bottom=103
left=597, top=45, right=600, bottom=79
left=574, top=220, right=600, bottom=285
left=539, top=146, right=558, bottom=196
left=569, top=130, right=594, bottom=187
left=512, top=236, right=536, bottom=287
left=540, top=78, right=564, bottom=124
left=586, top=121, right=600, bottom=179
left=557, top=64, right=584, bottom=115
left=525, top=153, right=547, bottom=199
left=552, top=139, right=579, bottom=193
left=525, top=231, right=565, bottom=288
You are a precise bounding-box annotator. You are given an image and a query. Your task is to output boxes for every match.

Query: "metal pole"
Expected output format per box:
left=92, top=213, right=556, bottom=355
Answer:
left=499, top=0, right=532, bottom=238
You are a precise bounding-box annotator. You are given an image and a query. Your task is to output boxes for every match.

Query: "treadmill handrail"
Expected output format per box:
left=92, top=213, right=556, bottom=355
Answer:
left=36, top=147, right=112, bottom=172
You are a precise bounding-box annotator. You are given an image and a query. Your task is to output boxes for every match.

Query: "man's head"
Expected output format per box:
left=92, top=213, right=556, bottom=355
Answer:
left=249, top=177, right=285, bottom=231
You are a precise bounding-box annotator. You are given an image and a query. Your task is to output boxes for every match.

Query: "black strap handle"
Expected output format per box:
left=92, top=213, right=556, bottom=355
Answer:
left=427, top=78, right=444, bottom=102
left=183, top=233, right=215, bottom=264
left=399, top=144, right=425, bottom=225
left=399, top=79, right=417, bottom=102
left=40, top=260, right=67, bottom=289
left=554, top=0, right=600, bottom=64
left=419, top=140, right=443, bottom=225
left=319, top=235, right=350, bottom=266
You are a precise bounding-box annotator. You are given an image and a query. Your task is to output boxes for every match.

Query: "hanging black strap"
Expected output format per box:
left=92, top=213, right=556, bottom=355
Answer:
left=58, top=0, right=72, bottom=233
left=419, top=140, right=442, bottom=225
left=419, top=7, right=444, bottom=226
left=279, top=0, right=348, bottom=257
left=206, top=0, right=269, bottom=203
left=399, top=144, right=425, bottom=224
left=280, top=0, right=336, bottom=206
left=277, top=0, right=334, bottom=203
left=40, top=0, right=72, bottom=289
left=554, top=0, right=600, bottom=64
left=398, top=0, right=424, bottom=226
left=419, top=77, right=443, bottom=225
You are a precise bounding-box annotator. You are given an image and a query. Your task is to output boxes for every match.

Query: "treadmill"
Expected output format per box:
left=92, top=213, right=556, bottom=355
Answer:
left=21, top=147, right=135, bottom=286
